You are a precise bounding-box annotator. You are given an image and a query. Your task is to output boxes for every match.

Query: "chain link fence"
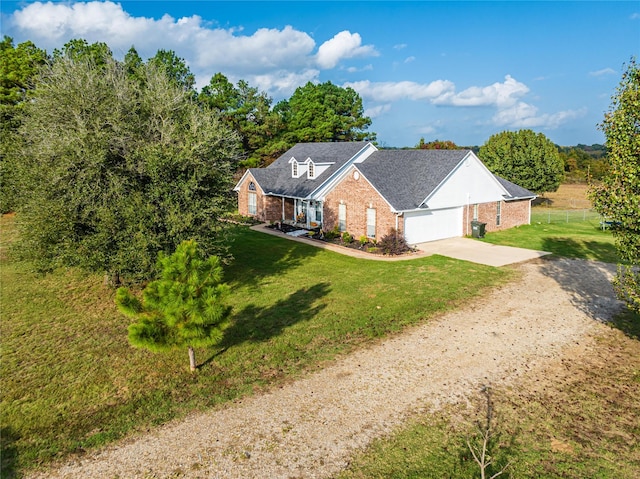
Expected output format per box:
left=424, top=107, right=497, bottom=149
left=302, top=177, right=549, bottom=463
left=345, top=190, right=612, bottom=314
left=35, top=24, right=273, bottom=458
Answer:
left=531, top=208, right=604, bottom=225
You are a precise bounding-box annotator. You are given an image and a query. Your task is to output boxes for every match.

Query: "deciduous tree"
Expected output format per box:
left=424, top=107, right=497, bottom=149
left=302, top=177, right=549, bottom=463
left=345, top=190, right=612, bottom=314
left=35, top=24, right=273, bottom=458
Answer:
left=115, top=240, right=230, bottom=372
left=14, top=53, right=239, bottom=282
left=590, top=58, right=640, bottom=312
left=416, top=138, right=459, bottom=149
left=478, top=129, right=564, bottom=194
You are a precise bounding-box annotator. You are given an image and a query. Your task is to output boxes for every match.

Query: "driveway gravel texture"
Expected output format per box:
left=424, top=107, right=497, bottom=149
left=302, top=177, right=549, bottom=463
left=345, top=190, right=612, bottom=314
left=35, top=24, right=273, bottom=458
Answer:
left=28, top=257, right=625, bottom=479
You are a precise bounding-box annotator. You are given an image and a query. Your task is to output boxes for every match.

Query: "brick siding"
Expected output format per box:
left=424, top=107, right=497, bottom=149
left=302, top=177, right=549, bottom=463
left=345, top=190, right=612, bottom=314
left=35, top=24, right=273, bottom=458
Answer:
left=462, top=199, right=532, bottom=234
left=324, top=167, right=401, bottom=239
left=237, top=173, right=295, bottom=223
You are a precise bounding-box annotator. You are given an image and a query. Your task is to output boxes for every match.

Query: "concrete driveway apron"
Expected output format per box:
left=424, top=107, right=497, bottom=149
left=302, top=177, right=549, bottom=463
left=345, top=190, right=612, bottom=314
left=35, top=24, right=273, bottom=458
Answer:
left=414, top=237, right=550, bottom=267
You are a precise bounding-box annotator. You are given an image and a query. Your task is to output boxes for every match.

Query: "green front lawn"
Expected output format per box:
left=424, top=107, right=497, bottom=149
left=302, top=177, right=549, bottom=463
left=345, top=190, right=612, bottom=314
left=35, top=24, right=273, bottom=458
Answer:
left=0, top=216, right=511, bottom=476
left=478, top=209, right=620, bottom=263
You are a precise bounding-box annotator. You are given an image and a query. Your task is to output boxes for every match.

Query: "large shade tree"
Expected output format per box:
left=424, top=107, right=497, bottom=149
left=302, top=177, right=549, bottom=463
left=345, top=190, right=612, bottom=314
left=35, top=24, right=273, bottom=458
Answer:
left=116, top=240, right=230, bottom=372
left=590, top=58, right=640, bottom=312
left=478, top=129, right=564, bottom=194
left=14, top=50, right=239, bottom=283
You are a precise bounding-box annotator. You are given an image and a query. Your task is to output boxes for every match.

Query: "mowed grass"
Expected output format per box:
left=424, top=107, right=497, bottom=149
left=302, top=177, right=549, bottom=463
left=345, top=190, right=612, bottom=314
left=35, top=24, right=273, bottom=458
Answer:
left=479, top=208, right=620, bottom=263
left=0, top=215, right=511, bottom=476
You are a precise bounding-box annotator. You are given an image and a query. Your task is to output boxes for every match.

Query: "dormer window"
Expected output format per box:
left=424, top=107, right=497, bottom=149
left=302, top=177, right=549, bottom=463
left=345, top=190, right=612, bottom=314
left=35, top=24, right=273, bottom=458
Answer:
left=292, top=159, right=299, bottom=178
left=307, top=161, right=315, bottom=179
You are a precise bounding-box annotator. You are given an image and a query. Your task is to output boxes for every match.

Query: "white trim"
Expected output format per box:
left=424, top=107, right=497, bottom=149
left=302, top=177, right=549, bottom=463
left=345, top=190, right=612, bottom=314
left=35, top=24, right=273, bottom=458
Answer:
left=419, top=151, right=510, bottom=208
left=351, top=166, right=396, bottom=211
left=233, top=169, right=255, bottom=192
left=308, top=142, right=378, bottom=200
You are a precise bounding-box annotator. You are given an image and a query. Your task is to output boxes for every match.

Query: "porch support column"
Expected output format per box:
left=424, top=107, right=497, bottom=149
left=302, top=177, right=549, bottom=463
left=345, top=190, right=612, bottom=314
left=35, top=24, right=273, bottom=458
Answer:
left=281, top=197, right=285, bottom=221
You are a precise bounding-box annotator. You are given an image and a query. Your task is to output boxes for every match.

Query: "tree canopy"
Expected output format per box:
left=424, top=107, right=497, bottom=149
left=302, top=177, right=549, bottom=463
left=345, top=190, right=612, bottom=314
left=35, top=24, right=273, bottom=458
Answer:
left=478, top=129, right=564, bottom=194
left=276, top=81, right=376, bottom=146
left=199, top=73, right=284, bottom=167
left=590, top=58, right=640, bottom=312
left=13, top=51, right=239, bottom=283
left=416, top=138, right=460, bottom=150
left=0, top=36, right=48, bottom=212
left=115, top=240, right=230, bottom=371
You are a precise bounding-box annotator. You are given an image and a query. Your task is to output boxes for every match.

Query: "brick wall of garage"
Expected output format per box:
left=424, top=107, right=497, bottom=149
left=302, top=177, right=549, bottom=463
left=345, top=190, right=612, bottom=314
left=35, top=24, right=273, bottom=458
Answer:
left=462, top=199, right=532, bottom=234
left=324, top=167, right=402, bottom=239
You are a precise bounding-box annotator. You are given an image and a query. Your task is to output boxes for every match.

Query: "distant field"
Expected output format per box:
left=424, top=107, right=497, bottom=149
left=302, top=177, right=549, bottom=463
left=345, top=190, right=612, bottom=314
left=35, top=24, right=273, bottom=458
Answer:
left=536, top=183, right=591, bottom=209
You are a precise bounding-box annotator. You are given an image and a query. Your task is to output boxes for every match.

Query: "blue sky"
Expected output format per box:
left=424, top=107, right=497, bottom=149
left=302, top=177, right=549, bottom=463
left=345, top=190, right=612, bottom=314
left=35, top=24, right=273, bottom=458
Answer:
left=1, top=1, right=638, bottom=147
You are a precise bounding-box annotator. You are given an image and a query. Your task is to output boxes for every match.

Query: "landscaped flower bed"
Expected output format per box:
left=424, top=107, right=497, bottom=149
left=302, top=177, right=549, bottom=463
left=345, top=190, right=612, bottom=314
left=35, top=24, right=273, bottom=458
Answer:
left=265, top=223, right=416, bottom=256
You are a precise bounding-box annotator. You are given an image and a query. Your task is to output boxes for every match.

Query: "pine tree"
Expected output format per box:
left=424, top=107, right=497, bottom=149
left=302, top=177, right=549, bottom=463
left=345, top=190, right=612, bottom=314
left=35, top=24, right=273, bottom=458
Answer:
left=115, top=240, right=230, bottom=371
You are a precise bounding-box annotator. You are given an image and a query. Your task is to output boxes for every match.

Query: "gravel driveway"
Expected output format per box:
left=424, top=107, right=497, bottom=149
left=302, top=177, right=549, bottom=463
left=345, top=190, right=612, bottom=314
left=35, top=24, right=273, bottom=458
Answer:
left=29, top=257, right=624, bottom=479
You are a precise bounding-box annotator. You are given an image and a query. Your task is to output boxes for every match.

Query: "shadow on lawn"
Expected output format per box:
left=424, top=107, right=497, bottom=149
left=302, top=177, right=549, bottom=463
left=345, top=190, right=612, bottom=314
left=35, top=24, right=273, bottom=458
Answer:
left=203, top=282, right=331, bottom=364
left=224, top=226, right=321, bottom=290
left=540, top=236, right=619, bottom=263
left=0, top=426, right=19, bottom=479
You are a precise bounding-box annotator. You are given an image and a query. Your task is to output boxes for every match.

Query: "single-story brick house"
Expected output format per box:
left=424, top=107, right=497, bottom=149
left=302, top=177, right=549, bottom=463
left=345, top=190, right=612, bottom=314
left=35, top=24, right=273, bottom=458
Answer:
left=234, top=141, right=536, bottom=244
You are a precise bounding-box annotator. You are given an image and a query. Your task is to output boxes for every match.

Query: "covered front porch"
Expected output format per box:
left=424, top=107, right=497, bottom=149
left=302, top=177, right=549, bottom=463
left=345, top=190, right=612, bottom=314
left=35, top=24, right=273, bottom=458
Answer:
left=275, top=197, right=323, bottom=229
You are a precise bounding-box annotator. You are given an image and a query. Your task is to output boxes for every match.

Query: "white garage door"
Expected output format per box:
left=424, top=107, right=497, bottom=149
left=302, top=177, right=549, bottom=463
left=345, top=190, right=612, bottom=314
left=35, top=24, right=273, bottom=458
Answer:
left=404, top=207, right=463, bottom=244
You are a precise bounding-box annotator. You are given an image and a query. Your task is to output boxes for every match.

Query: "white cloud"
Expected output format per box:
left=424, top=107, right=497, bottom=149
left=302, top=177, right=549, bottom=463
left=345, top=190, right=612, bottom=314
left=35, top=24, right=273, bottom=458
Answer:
left=393, top=43, right=407, bottom=50
left=344, top=79, right=455, bottom=102
left=250, top=69, right=320, bottom=97
left=349, top=75, right=584, bottom=132
left=10, top=1, right=153, bottom=46
left=404, top=56, right=416, bottom=63
left=433, top=75, right=529, bottom=107
left=364, top=104, right=392, bottom=118
left=492, top=102, right=586, bottom=129
left=194, top=25, right=315, bottom=72
left=315, top=31, right=378, bottom=69
left=346, top=64, right=373, bottom=73
left=418, top=125, right=437, bottom=135
left=589, top=67, right=616, bottom=77
left=631, top=12, right=640, bottom=20
left=4, top=1, right=379, bottom=97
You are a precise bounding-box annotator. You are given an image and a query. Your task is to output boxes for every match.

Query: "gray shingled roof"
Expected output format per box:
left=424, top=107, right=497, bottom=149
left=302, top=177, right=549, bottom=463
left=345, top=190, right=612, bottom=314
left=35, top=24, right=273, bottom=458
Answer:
left=496, top=176, right=537, bottom=200
left=357, top=149, right=470, bottom=211
left=249, top=142, right=369, bottom=198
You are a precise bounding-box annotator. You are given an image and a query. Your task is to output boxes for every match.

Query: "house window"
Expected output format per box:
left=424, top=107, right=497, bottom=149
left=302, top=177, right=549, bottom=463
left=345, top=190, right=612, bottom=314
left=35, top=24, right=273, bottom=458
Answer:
left=496, top=201, right=501, bottom=226
left=292, top=160, right=298, bottom=177
left=366, top=208, right=376, bottom=238
left=248, top=181, right=256, bottom=191
left=248, top=192, right=257, bottom=215
left=338, top=203, right=347, bottom=231
left=473, top=204, right=478, bottom=221
left=308, top=161, right=315, bottom=179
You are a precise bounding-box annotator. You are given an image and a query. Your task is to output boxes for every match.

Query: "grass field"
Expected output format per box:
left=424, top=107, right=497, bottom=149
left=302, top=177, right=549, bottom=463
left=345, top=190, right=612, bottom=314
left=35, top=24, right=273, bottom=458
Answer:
left=478, top=208, right=620, bottom=263
left=536, top=183, right=592, bottom=210
left=0, top=214, right=512, bottom=476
